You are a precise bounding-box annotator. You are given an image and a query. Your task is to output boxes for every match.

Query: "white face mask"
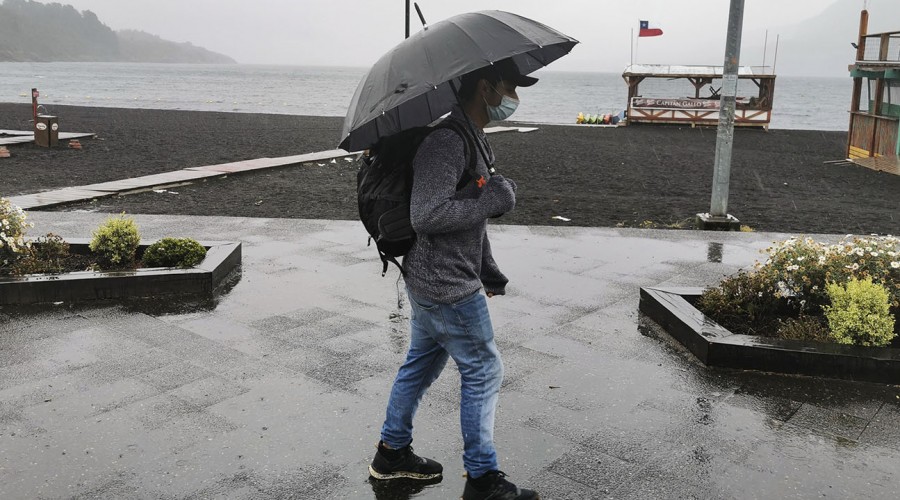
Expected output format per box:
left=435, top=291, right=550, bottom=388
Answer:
left=484, top=84, right=519, bottom=121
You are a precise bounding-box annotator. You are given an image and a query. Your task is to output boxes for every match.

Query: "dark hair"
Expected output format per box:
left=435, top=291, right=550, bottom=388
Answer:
left=458, top=65, right=502, bottom=103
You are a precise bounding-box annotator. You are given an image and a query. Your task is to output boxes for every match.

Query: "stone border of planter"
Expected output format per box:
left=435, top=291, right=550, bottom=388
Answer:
left=639, top=286, right=900, bottom=385
left=0, top=238, right=241, bottom=306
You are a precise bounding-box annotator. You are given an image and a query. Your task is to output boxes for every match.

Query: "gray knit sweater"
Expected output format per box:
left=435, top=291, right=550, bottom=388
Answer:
left=402, top=109, right=517, bottom=304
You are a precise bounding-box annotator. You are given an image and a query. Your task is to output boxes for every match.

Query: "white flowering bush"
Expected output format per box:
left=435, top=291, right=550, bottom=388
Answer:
left=0, top=197, right=33, bottom=274
left=698, top=235, right=900, bottom=346
left=759, top=235, right=900, bottom=311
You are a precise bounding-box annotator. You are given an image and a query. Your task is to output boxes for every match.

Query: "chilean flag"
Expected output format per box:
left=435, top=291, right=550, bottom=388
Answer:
left=639, top=20, right=663, bottom=37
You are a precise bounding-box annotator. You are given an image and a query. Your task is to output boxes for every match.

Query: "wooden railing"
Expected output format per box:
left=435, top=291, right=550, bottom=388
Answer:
left=628, top=98, right=771, bottom=128
left=860, top=32, right=900, bottom=63
left=848, top=112, right=899, bottom=158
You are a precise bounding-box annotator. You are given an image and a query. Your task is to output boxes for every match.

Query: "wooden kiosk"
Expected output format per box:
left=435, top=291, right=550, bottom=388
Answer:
left=847, top=10, right=900, bottom=174
left=622, top=64, right=776, bottom=129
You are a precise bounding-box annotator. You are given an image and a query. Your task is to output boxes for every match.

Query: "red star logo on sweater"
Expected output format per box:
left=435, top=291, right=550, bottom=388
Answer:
left=476, top=176, right=486, bottom=188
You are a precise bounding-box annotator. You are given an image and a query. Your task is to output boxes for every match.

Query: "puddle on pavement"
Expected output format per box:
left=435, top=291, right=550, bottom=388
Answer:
left=124, top=266, right=242, bottom=315
left=707, top=242, right=724, bottom=263
left=368, top=476, right=443, bottom=500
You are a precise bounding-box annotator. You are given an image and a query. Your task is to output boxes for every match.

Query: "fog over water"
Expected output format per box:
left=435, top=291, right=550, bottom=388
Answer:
left=23, top=0, right=900, bottom=77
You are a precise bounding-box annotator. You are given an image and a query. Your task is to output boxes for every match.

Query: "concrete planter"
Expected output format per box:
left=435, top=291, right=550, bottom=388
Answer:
left=639, top=286, right=900, bottom=385
left=0, top=238, right=241, bottom=305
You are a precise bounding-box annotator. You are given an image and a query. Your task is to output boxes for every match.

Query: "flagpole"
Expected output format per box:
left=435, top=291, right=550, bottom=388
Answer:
left=773, top=34, right=780, bottom=73
left=635, top=21, right=640, bottom=63
left=405, top=0, right=410, bottom=39
left=630, top=28, right=634, bottom=66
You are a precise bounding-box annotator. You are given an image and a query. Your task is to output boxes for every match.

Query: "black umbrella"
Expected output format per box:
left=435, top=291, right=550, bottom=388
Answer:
left=338, top=9, right=578, bottom=152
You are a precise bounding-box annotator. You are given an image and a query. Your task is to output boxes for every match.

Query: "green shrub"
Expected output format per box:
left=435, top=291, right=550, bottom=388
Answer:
left=0, top=197, right=33, bottom=273
left=823, top=277, right=896, bottom=347
left=89, top=214, right=141, bottom=269
left=13, top=233, right=70, bottom=274
left=142, top=237, right=207, bottom=268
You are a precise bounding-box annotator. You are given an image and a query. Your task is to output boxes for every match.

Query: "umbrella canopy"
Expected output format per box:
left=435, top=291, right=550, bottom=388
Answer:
left=338, top=10, right=578, bottom=152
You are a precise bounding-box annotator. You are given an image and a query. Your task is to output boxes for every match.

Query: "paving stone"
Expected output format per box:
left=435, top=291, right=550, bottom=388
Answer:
left=248, top=313, right=313, bottom=333
left=787, top=403, right=870, bottom=441
left=546, top=444, right=643, bottom=493
left=135, top=361, right=215, bottom=392
left=857, top=402, right=900, bottom=451
left=525, top=471, right=598, bottom=500
left=167, top=375, right=250, bottom=409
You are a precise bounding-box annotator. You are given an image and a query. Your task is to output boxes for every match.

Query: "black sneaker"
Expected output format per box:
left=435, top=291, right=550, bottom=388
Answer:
left=368, top=441, right=443, bottom=480
left=462, top=470, right=539, bottom=500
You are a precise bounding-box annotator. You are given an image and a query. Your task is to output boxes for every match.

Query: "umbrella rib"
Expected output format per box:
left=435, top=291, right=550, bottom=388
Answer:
left=447, top=16, right=514, bottom=67
left=521, top=50, right=548, bottom=72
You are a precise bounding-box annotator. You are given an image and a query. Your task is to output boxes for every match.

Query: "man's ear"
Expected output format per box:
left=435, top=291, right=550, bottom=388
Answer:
left=478, top=78, right=490, bottom=97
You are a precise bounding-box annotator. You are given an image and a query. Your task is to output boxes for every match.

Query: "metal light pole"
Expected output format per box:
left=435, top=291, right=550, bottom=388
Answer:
left=701, top=0, right=744, bottom=230
left=405, top=0, right=410, bottom=39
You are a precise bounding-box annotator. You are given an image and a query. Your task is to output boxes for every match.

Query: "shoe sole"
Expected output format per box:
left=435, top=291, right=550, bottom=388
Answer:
left=368, top=465, right=442, bottom=481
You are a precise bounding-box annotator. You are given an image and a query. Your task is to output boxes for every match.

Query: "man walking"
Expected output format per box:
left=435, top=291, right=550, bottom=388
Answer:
left=369, top=58, right=540, bottom=500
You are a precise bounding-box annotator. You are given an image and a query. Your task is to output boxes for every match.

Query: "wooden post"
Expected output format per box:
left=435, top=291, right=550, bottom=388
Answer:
left=870, top=32, right=888, bottom=157
left=31, top=88, right=38, bottom=125
left=848, top=9, right=868, bottom=158
left=625, top=75, right=644, bottom=126
left=872, top=81, right=884, bottom=156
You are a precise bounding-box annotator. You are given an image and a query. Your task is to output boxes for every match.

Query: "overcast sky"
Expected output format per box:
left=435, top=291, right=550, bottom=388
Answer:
left=31, top=0, right=891, bottom=75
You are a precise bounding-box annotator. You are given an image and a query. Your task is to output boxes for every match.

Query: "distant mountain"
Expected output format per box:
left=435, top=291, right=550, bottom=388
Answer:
left=750, top=0, right=900, bottom=77
left=116, top=30, right=234, bottom=64
left=0, top=0, right=235, bottom=63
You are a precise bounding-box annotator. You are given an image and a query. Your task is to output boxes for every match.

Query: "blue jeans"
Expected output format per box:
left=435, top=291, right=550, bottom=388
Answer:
left=380, top=289, right=504, bottom=478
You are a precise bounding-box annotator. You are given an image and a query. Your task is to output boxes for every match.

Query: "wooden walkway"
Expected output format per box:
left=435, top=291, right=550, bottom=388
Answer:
left=6, top=126, right=539, bottom=210
left=8, top=149, right=357, bottom=210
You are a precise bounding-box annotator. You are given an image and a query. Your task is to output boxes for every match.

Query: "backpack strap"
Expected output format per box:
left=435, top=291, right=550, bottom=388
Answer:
left=432, top=120, right=480, bottom=190
left=380, top=249, right=404, bottom=277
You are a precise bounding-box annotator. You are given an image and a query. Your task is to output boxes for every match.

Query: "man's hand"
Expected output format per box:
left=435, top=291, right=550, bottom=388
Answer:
left=487, top=292, right=495, bottom=298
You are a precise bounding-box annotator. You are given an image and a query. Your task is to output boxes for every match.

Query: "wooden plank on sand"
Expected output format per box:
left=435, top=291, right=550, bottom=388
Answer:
left=80, top=170, right=223, bottom=192
left=8, top=188, right=111, bottom=210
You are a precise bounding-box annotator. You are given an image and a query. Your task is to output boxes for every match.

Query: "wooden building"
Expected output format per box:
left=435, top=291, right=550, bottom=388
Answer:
left=622, top=64, right=776, bottom=129
left=847, top=10, right=900, bottom=174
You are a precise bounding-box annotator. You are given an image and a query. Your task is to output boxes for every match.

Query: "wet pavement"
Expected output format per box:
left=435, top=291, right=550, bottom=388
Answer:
left=2, top=213, right=899, bottom=499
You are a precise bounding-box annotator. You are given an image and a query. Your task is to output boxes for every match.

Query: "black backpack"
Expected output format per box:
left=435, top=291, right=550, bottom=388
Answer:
left=357, top=119, right=478, bottom=276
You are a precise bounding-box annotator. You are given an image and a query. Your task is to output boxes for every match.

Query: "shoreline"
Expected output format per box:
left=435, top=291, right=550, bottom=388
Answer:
left=1, top=100, right=848, bottom=133
left=2, top=103, right=899, bottom=236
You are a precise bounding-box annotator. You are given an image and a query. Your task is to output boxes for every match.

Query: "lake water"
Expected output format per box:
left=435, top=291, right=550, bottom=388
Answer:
left=0, top=62, right=853, bottom=131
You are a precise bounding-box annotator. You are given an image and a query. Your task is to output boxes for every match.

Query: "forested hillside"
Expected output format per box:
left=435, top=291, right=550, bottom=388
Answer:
left=0, top=0, right=235, bottom=63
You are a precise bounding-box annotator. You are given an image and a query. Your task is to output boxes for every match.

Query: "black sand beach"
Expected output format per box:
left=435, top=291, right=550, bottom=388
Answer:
left=2, top=103, right=899, bottom=235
